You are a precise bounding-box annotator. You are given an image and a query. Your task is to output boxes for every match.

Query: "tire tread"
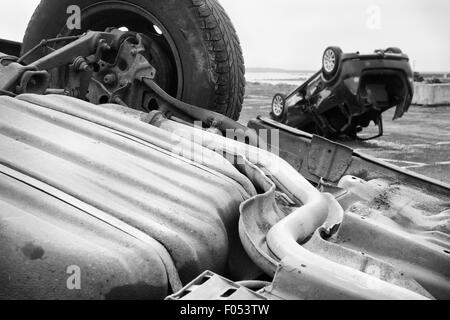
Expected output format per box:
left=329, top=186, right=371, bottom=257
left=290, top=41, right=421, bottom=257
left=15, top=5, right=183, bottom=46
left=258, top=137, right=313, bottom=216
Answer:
left=191, top=0, right=245, bottom=120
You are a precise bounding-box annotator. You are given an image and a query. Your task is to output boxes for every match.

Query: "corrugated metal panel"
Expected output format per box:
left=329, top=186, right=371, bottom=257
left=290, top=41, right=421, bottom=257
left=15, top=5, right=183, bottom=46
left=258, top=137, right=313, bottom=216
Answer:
left=0, top=94, right=255, bottom=300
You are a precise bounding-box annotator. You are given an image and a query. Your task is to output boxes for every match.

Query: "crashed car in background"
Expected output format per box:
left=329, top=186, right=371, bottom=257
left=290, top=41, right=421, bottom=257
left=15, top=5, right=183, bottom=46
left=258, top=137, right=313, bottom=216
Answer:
left=0, top=0, right=449, bottom=300
left=271, top=46, right=414, bottom=140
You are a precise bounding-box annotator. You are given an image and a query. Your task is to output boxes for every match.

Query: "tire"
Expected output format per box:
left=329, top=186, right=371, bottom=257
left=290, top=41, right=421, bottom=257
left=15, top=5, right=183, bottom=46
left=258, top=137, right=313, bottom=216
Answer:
left=270, top=93, right=287, bottom=123
left=322, top=46, right=343, bottom=81
left=21, top=0, right=245, bottom=120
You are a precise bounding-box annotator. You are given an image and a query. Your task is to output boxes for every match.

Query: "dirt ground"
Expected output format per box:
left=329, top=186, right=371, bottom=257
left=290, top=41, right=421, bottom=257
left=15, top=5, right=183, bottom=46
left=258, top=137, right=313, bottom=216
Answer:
left=240, top=82, right=450, bottom=184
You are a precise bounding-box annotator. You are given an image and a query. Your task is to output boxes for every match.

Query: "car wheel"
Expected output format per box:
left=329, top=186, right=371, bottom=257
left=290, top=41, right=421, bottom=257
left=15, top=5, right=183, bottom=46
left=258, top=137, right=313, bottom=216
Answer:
left=322, top=46, right=343, bottom=81
left=21, top=0, right=246, bottom=120
left=271, top=93, right=287, bottom=123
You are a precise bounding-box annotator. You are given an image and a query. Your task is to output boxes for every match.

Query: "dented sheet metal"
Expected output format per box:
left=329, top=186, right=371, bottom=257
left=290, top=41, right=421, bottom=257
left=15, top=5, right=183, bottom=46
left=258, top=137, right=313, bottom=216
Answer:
left=0, top=94, right=255, bottom=300
left=238, top=167, right=435, bottom=299
left=238, top=170, right=450, bottom=299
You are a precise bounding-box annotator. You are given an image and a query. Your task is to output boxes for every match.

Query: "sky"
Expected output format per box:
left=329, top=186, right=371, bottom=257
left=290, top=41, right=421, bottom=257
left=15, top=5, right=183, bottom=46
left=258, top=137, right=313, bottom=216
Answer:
left=0, top=0, right=449, bottom=72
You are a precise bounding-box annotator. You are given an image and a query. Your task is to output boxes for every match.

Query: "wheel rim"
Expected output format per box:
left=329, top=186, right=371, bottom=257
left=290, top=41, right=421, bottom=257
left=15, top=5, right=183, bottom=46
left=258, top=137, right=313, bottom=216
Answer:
left=323, top=49, right=336, bottom=73
left=57, top=1, right=183, bottom=98
left=272, top=95, right=284, bottom=117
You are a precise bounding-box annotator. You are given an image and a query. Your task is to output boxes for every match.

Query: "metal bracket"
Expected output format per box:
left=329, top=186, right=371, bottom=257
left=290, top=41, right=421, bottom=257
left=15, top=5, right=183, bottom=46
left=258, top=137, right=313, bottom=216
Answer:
left=307, top=135, right=353, bottom=182
left=166, top=271, right=267, bottom=300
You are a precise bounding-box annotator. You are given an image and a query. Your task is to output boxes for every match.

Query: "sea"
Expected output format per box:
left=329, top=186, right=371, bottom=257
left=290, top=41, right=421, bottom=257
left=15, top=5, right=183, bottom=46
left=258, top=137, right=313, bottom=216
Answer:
left=245, top=71, right=315, bottom=86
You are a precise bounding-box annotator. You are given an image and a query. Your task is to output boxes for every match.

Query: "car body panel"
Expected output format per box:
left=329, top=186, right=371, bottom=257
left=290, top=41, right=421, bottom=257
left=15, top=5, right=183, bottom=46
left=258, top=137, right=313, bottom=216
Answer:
left=0, top=94, right=255, bottom=299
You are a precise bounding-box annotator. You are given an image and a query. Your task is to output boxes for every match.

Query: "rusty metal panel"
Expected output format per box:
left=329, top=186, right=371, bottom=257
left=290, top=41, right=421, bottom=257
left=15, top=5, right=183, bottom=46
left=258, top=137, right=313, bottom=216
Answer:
left=238, top=159, right=449, bottom=299
left=306, top=135, right=353, bottom=182
left=334, top=176, right=450, bottom=299
left=248, top=117, right=450, bottom=196
left=0, top=94, right=254, bottom=300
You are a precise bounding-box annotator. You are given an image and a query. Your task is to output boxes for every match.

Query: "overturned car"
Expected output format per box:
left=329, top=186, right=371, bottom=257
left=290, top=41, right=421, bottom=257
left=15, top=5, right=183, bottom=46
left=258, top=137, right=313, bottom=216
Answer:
left=0, top=0, right=449, bottom=300
left=271, top=46, right=414, bottom=140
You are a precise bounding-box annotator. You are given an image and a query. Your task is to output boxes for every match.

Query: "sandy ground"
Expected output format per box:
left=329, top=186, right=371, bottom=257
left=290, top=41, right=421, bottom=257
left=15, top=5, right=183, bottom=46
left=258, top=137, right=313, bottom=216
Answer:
left=240, top=82, right=450, bottom=184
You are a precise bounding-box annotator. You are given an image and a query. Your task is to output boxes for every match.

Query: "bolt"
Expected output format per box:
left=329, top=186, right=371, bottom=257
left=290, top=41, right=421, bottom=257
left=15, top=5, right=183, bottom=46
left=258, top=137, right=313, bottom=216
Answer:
left=80, top=62, right=89, bottom=72
left=72, top=57, right=89, bottom=72
left=103, top=73, right=117, bottom=85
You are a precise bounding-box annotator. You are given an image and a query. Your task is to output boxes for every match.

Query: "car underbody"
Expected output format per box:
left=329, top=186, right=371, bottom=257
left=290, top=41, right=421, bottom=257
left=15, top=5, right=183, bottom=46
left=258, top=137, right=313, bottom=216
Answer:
left=270, top=47, right=414, bottom=140
left=0, top=0, right=449, bottom=300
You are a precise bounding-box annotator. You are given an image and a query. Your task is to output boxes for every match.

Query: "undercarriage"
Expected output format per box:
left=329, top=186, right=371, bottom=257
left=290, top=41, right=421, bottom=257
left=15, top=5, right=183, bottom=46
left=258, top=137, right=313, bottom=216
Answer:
left=0, top=0, right=448, bottom=301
